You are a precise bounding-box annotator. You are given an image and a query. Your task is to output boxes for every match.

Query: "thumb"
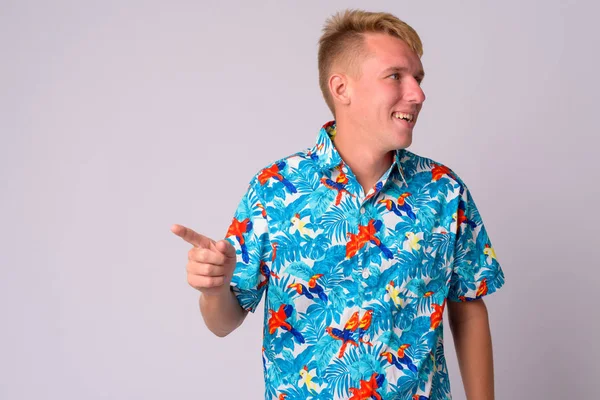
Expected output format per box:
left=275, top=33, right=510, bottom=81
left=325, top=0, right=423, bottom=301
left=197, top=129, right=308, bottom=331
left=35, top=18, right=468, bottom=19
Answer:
left=215, top=239, right=236, bottom=258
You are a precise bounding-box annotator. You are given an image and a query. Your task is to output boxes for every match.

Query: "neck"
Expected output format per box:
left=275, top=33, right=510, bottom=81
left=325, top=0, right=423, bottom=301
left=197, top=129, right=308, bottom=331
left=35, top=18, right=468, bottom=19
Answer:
left=333, top=118, right=394, bottom=192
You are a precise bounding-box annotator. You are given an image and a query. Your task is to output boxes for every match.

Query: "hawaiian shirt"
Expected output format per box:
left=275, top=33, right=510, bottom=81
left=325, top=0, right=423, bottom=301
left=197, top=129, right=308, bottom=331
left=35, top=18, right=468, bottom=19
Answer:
left=225, top=121, right=505, bottom=400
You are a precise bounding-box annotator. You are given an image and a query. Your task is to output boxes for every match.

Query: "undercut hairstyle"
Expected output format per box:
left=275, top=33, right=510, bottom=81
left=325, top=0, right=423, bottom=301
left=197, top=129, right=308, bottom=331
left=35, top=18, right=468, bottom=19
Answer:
left=318, top=9, right=423, bottom=116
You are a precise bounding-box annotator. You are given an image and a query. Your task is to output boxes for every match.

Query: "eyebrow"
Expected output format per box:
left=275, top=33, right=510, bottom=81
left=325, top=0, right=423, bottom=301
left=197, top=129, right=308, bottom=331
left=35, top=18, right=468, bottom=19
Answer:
left=383, top=66, right=425, bottom=80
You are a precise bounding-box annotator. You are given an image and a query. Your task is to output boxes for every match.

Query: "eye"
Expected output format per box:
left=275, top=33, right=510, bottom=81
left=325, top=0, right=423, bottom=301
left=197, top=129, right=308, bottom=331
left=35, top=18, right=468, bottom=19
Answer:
left=389, top=73, right=400, bottom=80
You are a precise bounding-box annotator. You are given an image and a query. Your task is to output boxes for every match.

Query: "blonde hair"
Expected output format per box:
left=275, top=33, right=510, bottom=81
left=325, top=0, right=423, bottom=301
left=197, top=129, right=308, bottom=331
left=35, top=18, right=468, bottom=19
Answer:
left=318, top=9, right=423, bottom=115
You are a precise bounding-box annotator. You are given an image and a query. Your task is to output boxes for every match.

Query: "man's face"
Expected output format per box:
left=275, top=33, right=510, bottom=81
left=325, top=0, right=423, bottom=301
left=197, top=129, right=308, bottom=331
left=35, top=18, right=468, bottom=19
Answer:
left=346, top=33, right=426, bottom=151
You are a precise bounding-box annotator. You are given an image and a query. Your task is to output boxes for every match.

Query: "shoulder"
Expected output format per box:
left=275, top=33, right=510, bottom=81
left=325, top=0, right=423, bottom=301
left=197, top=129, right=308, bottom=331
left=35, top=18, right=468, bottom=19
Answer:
left=245, top=147, right=314, bottom=190
left=401, top=149, right=470, bottom=194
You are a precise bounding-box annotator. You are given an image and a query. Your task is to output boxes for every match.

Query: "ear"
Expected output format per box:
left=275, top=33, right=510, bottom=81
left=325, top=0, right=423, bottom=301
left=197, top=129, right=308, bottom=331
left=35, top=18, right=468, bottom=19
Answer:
left=329, top=73, right=351, bottom=107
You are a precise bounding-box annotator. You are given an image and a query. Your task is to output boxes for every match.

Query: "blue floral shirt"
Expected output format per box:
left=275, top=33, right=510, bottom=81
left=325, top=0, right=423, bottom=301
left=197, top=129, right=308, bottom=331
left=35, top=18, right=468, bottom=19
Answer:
left=225, top=121, right=505, bottom=400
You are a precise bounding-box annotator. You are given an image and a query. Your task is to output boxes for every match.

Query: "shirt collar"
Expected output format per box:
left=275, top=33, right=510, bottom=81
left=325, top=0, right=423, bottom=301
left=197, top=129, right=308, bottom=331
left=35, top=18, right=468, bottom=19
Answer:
left=310, top=120, right=410, bottom=187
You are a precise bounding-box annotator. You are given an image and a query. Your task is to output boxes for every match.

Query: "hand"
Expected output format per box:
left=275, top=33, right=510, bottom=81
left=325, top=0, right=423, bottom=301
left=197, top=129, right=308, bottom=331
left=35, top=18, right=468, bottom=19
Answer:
left=171, top=224, right=237, bottom=296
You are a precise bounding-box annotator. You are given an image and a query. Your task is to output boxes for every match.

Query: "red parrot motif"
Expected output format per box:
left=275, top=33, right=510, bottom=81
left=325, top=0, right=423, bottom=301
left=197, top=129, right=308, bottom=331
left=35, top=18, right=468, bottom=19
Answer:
left=381, top=351, right=404, bottom=370
left=226, top=217, right=252, bottom=263
left=327, top=311, right=359, bottom=358
left=256, top=202, right=267, bottom=218
left=397, top=192, right=416, bottom=219
left=320, top=165, right=355, bottom=206
left=476, top=278, right=488, bottom=298
left=258, top=161, right=297, bottom=193
left=326, top=310, right=374, bottom=358
left=456, top=200, right=477, bottom=229
left=357, top=310, right=373, bottom=346
left=430, top=300, right=446, bottom=329
left=268, top=304, right=305, bottom=344
left=288, top=282, right=314, bottom=300
left=348, top=373, right=384, bottom=400
left=431, top=163, right=456, bottom=181
left=307, top=273, right=328, bottom=302
left=346, top=219, right=393, bottom=259
left=381, top=344, right=418, bottom=372
left=458, top=278, right=488, bottom=302
left=378, top=192, right=416, bottom=220
left=396, top=344, right=418, bottom=372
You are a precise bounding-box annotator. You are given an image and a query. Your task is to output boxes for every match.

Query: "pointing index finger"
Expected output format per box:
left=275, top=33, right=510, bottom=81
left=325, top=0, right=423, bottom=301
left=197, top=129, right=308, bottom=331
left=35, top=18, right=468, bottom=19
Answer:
left=171, top=224, right=213, bottom=248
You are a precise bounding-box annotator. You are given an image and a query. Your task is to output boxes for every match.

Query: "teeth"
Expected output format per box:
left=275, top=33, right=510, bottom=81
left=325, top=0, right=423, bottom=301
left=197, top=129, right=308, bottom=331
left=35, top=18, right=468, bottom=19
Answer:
left=394, top=112, right=414, bottom=122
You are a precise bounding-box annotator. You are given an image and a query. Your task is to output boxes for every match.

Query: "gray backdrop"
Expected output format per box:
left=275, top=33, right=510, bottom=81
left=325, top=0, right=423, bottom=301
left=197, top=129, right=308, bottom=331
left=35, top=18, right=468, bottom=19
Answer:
left=1, top=0, right=598, bottom=399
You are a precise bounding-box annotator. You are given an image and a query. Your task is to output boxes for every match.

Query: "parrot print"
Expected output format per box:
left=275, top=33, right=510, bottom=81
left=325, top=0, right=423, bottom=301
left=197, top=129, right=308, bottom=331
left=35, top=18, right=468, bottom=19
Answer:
left=348, top=373, right=385, bottom=400
left=327, top=311, right=360, bottom=358
left=225, top=217, right=253, bottom=263
left=226, top=121, right=505, bottom=399
left=268, top=304, right=305, bottom=344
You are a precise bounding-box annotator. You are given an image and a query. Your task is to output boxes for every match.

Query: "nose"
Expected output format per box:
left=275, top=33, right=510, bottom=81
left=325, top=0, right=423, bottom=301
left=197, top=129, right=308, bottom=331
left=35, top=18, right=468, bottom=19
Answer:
left=405, top=79, right=426, bottom=104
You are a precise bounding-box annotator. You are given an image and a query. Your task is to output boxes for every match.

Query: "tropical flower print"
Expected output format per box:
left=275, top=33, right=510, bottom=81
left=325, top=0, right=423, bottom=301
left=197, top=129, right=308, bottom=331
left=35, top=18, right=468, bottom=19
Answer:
left=225, top=121, right=505, bottom=400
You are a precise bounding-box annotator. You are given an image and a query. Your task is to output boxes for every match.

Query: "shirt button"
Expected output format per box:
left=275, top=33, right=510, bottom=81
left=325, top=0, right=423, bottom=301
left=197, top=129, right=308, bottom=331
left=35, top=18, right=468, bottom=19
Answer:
left=360, top=207, right=366, bottom=214
left=342, top=166, right=348, bottom=173
left=362, top=268, right=370, bottom=279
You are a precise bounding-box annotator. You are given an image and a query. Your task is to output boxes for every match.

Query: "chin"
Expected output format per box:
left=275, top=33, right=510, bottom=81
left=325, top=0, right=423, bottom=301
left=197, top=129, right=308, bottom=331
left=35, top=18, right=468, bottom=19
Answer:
left=397, top=141, right=412, bottom=150
left=401, top=138, right=413, bottom=149
left=391, top=131, right=412, bottom=150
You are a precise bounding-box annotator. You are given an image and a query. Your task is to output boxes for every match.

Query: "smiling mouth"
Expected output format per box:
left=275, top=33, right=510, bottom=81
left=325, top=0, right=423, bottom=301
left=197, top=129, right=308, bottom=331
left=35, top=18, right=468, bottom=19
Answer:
left=393, top=112, right=415, bottom=122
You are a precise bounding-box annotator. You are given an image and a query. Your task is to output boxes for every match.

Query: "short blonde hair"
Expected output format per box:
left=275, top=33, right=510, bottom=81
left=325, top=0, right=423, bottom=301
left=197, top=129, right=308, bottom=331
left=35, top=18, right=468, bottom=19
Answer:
left=318, top=9, right=424, bottom=116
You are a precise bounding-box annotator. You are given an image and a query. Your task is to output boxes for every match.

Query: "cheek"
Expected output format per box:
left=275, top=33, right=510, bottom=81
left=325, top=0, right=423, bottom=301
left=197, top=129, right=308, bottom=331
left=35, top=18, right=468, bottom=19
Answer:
left=379, top=86, right=401, bottom=106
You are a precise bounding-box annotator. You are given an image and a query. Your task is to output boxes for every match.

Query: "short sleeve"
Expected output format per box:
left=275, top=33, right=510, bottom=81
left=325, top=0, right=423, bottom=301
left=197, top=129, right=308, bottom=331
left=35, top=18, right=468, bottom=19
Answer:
left=225, top=177, right=271, bottom=312
left=448, top=180, right=506, bottom=302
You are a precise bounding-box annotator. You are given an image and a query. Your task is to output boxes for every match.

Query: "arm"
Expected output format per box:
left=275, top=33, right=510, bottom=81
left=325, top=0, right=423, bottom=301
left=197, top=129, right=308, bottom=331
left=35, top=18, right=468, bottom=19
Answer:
left=171, top=224, right=248, bottom=338
left=447, top=298, right=495, bottom=400
left=200, top=289, right=248, bottom=337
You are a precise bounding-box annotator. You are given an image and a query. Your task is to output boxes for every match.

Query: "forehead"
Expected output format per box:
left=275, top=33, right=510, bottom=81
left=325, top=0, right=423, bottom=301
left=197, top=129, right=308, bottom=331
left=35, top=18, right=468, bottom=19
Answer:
left=361, top=33, right=423, bottom=73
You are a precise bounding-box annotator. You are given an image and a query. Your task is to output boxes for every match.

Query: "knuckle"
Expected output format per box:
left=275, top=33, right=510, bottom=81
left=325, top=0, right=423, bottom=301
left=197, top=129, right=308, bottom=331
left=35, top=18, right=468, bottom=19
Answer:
left=186, top=261, right=196, bottom=274
left=196, top=248, right=207, bottom=262
left=216, top=253, right=227, bottom=265
left=207, top=264, right=221, bottom=276
left=207, top=276, right=225, bottom=287
left=198, top=263, right=211, bottom=276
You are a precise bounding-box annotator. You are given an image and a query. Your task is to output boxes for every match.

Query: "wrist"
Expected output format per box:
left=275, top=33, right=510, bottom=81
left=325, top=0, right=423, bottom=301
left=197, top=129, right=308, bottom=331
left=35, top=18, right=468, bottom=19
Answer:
left=200, top=285, right=232, bottom=301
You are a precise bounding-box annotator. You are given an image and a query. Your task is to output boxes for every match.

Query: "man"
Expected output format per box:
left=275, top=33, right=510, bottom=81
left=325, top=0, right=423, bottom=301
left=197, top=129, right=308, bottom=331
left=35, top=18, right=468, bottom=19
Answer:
left=172, top=9, right=505, bottom=400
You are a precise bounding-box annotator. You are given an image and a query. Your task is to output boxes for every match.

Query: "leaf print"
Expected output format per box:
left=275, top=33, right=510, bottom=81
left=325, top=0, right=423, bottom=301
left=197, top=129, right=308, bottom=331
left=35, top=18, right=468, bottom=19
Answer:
left=285, top=261, right=314, bottom=281
left=268, top=281, right=294, bottom=311
left=300, top=233, right=329, bottom=260
left=292, top=160, right=321, bottom=193
left=226, top=121, right=504, bottom=399
left=378, top=330, right=402, bottom=351
left=390, top=372, right=420, bottom=399
left=320, top=198, right=358, bottom=243
left=314, top=336, right=341, bottom=376
left=299, top=311, right=326, bottom=345
left=309, top=186, right=337, bottom=220
left=313, top=245, right=347, bottom=273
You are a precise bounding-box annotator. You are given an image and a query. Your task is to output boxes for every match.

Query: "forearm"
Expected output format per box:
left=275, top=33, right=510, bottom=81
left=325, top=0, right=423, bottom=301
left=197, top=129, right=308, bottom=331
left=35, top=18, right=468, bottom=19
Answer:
left=199, top=288, right=247, bottom=337
left=449, top=308, right=495, bottom=400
